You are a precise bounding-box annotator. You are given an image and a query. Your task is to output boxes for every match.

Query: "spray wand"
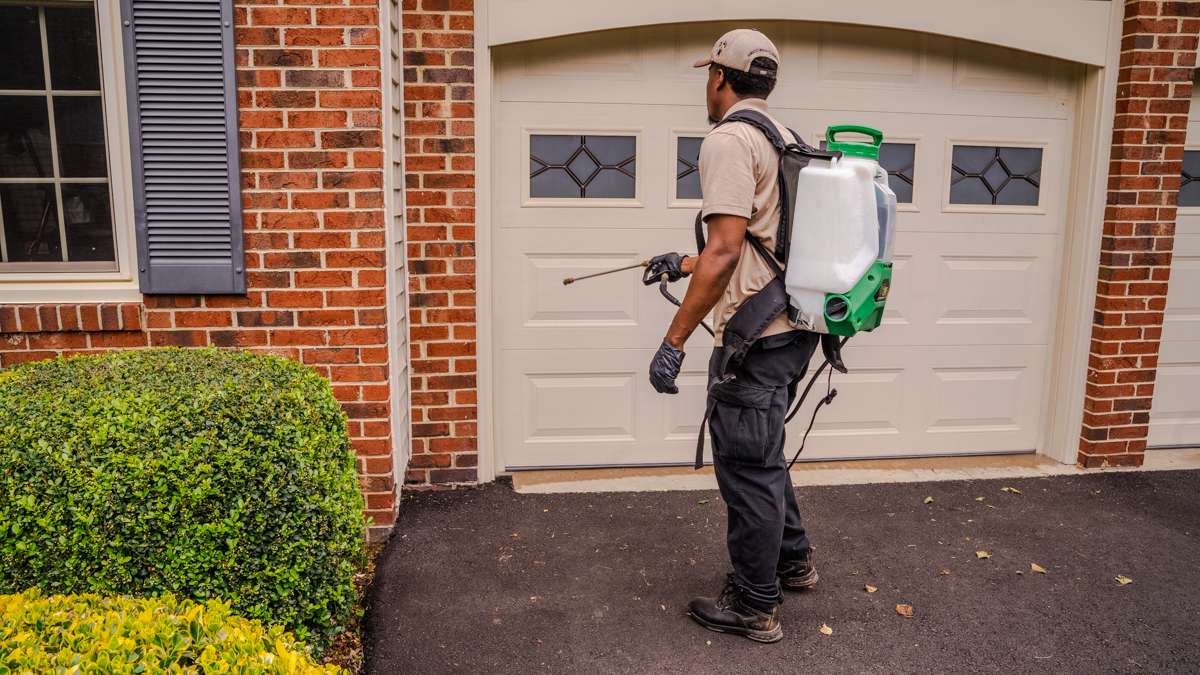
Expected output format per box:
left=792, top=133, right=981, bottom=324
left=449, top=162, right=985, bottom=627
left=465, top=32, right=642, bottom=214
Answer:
left=561, top=257, right=714, bottom=337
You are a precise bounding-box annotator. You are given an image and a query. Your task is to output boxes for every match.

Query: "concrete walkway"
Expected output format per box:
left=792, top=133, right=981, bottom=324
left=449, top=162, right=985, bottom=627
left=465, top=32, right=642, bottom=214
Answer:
left=365, top=469, right=1200, bottom=674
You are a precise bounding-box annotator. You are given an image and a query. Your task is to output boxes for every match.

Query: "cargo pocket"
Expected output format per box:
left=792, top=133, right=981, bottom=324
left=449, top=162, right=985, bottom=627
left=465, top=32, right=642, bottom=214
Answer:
left=707, top=380, right=775, bottom=466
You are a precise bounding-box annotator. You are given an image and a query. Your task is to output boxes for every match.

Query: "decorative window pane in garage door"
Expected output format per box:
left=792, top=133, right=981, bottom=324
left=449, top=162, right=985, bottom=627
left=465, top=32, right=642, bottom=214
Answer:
left=530, top=134, right=636, bottom=198
left=1181, top=150, right=1200, bottom=207
left=676, top=136, right=703, bottom=200
left=950, top=145, right=1042, bottom=206
left=879, top=142, right=915, bottom=204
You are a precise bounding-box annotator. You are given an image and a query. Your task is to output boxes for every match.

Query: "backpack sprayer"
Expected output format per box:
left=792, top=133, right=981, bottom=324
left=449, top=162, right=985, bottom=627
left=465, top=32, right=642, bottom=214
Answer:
left=562, top=123, right=897, bottom=470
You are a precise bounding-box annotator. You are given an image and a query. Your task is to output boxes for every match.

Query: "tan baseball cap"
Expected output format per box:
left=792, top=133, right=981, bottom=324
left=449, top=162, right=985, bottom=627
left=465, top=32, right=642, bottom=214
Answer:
left=693, top=28, right=780, bottom=77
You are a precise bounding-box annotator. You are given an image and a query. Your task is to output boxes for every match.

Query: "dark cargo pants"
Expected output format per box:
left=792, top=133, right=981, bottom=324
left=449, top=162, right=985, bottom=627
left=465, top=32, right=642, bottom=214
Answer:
left=706, top=330, right=819, bottom=611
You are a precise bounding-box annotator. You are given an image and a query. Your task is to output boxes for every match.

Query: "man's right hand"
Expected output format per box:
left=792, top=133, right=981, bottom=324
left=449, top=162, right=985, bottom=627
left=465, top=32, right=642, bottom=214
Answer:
left=643, top=252, right=690, bottom=285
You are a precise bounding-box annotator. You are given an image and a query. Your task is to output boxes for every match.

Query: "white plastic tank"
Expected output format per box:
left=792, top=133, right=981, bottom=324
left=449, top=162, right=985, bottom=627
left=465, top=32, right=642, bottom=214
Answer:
left=874, top=165, right=897, bottom=263
left=785, top=125, right=883, bottom=332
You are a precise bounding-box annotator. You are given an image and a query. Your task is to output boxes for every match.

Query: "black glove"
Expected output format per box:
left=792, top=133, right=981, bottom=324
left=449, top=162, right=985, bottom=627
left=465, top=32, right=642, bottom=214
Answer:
left=643, top=252, right=689, bottom=285
left=649, top=340, right=685, bottom=394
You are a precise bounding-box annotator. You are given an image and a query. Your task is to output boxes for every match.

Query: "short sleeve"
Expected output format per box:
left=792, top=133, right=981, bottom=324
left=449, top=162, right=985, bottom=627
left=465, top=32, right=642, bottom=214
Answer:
left=699, top=130, right=754, bottom=220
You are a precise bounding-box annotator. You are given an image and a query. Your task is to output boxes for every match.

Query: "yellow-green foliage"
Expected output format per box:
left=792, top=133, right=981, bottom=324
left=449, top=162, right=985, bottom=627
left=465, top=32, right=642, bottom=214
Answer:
left=0, top=589, right=346, bottom=674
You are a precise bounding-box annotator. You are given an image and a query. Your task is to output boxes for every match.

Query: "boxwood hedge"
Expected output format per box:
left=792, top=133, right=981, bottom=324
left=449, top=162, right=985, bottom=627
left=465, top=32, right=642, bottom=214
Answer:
left=0, top=348, right=366, bottom=650
left=1, top=589, right=345, bottom=673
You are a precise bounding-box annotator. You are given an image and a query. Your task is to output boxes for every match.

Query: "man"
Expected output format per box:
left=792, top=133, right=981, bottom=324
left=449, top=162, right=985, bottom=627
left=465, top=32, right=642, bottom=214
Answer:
left=645, top=29, right=819, bottom=644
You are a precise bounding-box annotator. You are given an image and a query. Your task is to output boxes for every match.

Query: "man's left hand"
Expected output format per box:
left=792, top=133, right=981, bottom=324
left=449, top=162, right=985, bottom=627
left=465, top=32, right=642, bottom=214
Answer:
left=649, top=340, right=685, bottom=394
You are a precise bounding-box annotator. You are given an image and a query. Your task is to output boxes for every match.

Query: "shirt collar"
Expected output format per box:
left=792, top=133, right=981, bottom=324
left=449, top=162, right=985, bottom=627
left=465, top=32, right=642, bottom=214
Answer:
left=721, top=97, right=769, bottom=121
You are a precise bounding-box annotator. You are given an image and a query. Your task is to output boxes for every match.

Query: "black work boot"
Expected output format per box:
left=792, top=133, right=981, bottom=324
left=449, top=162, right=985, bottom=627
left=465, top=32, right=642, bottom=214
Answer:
left=777, top=550, right=819, bottom=591
left=687, top=575, right=783, bottom=643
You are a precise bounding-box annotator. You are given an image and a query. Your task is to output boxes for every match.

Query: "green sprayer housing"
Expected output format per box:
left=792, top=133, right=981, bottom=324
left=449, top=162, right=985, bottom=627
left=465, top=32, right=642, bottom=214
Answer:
left=822, top=260, right=892, bottom=337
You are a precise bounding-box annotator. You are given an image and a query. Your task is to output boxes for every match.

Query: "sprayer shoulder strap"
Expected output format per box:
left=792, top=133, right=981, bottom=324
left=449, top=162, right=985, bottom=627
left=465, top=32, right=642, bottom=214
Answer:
left=712, top=109, right=838, bottom=265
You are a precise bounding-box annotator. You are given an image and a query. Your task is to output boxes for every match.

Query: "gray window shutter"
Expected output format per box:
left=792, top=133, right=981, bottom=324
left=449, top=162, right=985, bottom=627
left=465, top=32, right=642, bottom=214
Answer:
left=120, top=0, right=245, bottom=294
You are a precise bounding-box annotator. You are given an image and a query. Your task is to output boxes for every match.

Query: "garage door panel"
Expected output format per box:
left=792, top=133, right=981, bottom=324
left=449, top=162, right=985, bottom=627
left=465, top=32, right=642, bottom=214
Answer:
left=854, top=232, right=1059, bottom=347
left=498, top=348, right=698, bottom=468
left=1161, top=234, right=1200, bottom=343
left=788, top=345, right=1045, bottom=460
left=498, top=23, right=1077, bottom=121
left=1148, top=340, right=1200, bottom=447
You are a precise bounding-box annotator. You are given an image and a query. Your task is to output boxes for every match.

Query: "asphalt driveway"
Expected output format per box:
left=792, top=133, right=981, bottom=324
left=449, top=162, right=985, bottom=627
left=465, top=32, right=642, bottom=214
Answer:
left=365, top=470, right=1200, bottom=674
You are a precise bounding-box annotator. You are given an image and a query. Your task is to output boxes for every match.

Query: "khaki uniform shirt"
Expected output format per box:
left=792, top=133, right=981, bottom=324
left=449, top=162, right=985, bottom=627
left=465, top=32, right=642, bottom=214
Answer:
left=699, top=98, right=794, bottom=342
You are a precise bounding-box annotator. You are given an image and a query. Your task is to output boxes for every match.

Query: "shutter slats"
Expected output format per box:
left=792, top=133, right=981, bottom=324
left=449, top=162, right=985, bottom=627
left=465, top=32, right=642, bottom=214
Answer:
left=123, top=0, right=244, bottom=294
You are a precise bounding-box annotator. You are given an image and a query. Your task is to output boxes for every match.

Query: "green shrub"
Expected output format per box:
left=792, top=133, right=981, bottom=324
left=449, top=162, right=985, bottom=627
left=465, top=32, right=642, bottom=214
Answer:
left=0, top=348, right=366, bottom=650
left=0, top=589, right=346, bottom=673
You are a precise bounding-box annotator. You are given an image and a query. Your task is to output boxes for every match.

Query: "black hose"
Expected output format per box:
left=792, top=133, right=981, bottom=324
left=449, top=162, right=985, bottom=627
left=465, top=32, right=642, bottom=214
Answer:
left=658, top=278, right=715, bottom=337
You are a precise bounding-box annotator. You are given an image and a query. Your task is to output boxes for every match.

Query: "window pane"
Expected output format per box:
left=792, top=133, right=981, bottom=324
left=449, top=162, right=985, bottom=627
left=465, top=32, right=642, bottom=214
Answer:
left=54, top=95, right=108, bottom=177
left=62, top=183, right=114, bottom=262
left=1180, top=150, right=1200, bottom=208
left=878, top=142, right=915, bottom=204
left=45, top=6, right=101, bottom=91
left=950, top=145, right=1041, bottom=206
left=1, top=184, right=61, bottom=262
left=0, top=6, right=45, bottom=90
left=529, top=134, right=636, bottom=199
left=0, top=96, right=53, bottom=178
left=677, top=136, right=702, bottom=200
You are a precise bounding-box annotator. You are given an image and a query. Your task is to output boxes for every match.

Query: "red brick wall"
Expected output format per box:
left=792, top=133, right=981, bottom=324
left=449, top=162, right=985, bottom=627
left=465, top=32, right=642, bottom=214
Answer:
left=400, top=0, right=479, bottom=485
left=0, top=0, right=399, bottom=536
left=1079, top=0, right=1197, bottom=468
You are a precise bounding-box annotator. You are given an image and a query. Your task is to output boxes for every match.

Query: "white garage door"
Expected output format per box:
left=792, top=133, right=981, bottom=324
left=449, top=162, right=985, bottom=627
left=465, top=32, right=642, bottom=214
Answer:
left=490, top=23, right=1081, bottom=469
left=1149, top=84, right=1200, bottom=448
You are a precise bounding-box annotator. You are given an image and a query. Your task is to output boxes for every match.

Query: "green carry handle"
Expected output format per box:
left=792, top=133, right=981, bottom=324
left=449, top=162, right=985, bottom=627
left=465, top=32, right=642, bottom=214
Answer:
left=823, top=260, right=892, bottom=337
left=825, top=125, right=884, bottom=160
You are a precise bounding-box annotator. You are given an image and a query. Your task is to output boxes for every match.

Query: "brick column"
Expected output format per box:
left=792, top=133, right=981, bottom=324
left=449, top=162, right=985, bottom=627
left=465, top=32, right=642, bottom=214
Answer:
left=1079, top=0, right=1197, bottom=468
left=233, top=0, right=397, bottom=530
left=401, top=0, right=478, bottom=485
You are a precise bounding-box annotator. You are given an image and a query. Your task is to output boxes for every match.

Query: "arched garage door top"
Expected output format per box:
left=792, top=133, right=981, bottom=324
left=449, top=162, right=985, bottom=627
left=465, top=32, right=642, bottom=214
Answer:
left=486, top=0, right=1114, bottom=67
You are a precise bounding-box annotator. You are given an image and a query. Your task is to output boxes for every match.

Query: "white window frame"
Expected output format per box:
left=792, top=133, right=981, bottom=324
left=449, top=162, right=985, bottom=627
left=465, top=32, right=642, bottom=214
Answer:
left=1, top=0, right=140, bottom=303
left=520, top=127, right=643, bottom=208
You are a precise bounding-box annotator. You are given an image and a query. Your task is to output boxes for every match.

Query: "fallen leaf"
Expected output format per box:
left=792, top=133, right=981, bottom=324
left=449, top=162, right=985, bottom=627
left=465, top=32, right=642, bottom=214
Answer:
left=819, top=623, right=833, bottom=635
left=865, top=585, right=878, bottom=593
left=1002, top=486, right=1022, bottom=494
left=1031, top=563, right=1047, bottom=574
left=923, top=496, right=934, bottom=504
left=976, top=550, right=991, bottom=559
left=1115, top=575, right=1133, bottom=586
left=939, top=569, right=952, bottom=576
left=895, top=604, right=913, bottom=617
left=975, top=496, right=985, bottom=502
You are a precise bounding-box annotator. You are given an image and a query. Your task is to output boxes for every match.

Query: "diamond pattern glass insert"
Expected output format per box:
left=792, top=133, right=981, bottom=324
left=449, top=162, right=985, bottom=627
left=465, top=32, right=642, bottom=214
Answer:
left=1181, top=150, right=1200, bottom=207
left=530, top=134, right=636, bottom=199
left=878, top=142, right=915, bottom=204
left=950, top=145, right=1042, bottom=206
left=676, top=136, right=703, bottom=200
